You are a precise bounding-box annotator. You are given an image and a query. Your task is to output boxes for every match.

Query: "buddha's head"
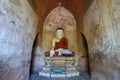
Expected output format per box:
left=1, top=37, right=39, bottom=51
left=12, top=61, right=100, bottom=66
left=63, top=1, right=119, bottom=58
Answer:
left=56, top=27, right=64, bottom=39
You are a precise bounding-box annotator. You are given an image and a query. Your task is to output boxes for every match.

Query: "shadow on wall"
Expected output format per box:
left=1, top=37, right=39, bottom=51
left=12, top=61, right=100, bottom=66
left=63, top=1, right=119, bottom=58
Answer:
left=30, top=33, right=39, bottom=74
left=80, top=32, right=90, bottom=75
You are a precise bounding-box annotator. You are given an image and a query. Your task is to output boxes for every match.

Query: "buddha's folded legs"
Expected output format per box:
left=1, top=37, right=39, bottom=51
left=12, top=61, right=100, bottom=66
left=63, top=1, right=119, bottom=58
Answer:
left=45, top=50, right=75, bottom=57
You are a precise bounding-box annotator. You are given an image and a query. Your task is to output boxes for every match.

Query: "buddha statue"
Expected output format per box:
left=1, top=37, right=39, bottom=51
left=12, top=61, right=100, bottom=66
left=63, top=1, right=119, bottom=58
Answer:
left=45, top=27, right=74, bottom=57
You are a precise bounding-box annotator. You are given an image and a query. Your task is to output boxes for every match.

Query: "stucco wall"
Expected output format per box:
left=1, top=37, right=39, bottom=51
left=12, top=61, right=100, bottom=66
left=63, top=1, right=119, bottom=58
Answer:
left=0, top=0, right=38, bottom=80
left=84, top=0, right=120, bottom=80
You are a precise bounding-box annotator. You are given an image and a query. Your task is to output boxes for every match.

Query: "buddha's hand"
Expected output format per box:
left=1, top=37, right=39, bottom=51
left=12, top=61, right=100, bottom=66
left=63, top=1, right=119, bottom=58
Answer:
left=58, top=48, right=63, bottom=51
left=55, top=49, right=59, bottom=52
left=58, top=49, right=63, bottom=56
left=55, top=48, right=63, bottom=52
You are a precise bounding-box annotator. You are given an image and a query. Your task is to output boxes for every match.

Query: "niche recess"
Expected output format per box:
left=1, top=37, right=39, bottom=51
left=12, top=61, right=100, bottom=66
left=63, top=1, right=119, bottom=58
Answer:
left=42, top=6, right=79, bottom=54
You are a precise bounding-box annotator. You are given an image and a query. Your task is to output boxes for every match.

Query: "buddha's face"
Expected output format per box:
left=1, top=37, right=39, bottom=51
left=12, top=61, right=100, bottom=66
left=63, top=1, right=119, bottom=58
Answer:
left=56, top=30, right=64, bottom=39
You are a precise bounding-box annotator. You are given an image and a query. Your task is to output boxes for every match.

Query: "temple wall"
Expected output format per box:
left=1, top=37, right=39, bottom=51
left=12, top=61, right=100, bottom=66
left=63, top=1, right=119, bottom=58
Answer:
left=0, top=0, right=38, bottom=80
left=84, top=0, right=120, bottom=80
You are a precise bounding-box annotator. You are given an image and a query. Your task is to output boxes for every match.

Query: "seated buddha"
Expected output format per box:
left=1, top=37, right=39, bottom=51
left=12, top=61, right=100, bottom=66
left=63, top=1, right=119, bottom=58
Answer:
left=45, top=27, right=74, bottom=57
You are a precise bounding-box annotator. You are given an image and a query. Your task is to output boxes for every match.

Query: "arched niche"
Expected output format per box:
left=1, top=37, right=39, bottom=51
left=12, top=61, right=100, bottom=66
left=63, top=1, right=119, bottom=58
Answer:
left=42, top=6, right=79, bottom=54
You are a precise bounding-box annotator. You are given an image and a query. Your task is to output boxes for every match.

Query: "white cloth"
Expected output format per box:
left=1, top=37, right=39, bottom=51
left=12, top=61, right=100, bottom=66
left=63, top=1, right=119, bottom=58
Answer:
left=60, top=49, right=72, bottom=54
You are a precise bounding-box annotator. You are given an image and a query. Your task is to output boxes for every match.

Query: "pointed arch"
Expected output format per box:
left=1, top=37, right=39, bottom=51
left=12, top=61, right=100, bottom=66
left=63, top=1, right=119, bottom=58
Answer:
left=42, top=6, right=79, bottom=54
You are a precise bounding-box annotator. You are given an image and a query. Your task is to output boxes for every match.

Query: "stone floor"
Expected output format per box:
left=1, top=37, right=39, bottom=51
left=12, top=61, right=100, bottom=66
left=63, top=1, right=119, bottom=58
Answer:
left=30, top=70, right=90, bottom=80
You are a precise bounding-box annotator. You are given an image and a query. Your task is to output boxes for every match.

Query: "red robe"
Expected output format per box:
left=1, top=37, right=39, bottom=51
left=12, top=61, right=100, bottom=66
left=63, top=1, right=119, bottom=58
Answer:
left=45, top=37, right=74, bottom=57
left=54, top=37, right=68, bottom=50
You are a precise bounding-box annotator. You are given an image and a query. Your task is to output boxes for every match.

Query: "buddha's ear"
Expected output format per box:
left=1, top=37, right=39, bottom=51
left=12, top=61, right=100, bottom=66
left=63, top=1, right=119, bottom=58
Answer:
left=56, top=34, right=58, bottom=37
left=54, top=29, right=57, bottom=33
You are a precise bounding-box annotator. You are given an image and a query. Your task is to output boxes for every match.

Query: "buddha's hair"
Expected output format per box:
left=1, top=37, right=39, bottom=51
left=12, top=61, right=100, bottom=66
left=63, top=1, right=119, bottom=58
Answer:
left=56, top=27, right=64, bottom=32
